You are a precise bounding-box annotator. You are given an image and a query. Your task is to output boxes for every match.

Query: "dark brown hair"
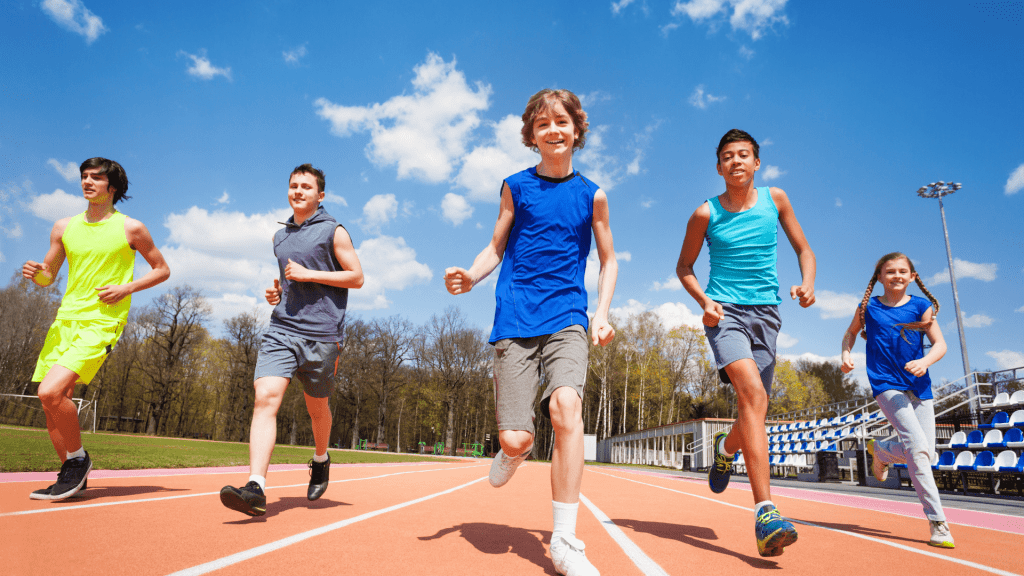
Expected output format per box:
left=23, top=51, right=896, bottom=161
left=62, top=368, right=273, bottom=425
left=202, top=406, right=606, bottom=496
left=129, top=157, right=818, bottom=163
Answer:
left=290, top=163, right=325, bottom=193
left=716, top=129, right=759, bottom=162
left=80, top=157, right=130, bottom=204
left=858, top=252, right=940, bottom=341
left=520, top=89, right=589, bottom=152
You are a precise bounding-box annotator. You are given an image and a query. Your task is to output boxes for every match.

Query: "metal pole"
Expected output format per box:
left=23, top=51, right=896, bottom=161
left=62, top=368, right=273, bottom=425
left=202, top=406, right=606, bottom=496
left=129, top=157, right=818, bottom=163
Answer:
left=937, top=196, right=976, bottom=413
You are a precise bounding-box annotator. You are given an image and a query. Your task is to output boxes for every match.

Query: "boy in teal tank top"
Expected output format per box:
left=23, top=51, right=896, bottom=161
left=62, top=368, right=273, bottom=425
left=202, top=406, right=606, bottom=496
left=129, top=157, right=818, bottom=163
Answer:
left=675, top=130, right=816, bottom=557
left=22, top=157, right=170, bottom=501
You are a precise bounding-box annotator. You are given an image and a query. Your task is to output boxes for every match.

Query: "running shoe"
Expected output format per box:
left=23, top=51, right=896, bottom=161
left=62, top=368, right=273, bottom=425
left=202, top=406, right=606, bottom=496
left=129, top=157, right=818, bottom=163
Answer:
left=488, top=447, right=531, bottom=488
left=307, top=454, right=330, bottom=501
left=40, top=452, right=92, bottom=501
left=755, top=504, right=799, bottom=557
left=867, top=439, right=888, bottom=482
left=708, top=430, right=734, bottom=494
left=30, top=479, right=87, bottom=500
left=220, top=481, right=267, bottom=517
left=550, top=534, right=599, bottom=576
left=929, top=521, right=955, bottom=549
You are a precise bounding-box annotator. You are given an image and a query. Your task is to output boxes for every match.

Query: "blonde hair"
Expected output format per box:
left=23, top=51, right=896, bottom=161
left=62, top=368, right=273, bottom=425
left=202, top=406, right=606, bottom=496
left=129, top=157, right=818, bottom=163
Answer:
left=858, top=252, right=940, bottom=341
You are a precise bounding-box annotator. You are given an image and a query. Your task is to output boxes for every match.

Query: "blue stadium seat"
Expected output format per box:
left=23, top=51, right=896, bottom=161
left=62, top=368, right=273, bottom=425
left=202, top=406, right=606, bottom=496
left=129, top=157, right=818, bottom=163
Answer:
left=972, top=451, right=996, bottom=472
left=1004, top=428, right=1024, bottom=448
left=963, top=430, right=984, bottom=449
left=934, top=451, right=956, bottom=471
left=980, top=411, right=1009, bottom=430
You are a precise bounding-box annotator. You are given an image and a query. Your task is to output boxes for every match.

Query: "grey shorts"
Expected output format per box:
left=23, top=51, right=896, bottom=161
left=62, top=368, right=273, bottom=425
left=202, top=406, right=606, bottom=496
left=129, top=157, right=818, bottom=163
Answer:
left=492, top=325, right=588, bottom=435
left=253, top=330, right=341, bottom=398
left=704, top=303, right=781, bottom=395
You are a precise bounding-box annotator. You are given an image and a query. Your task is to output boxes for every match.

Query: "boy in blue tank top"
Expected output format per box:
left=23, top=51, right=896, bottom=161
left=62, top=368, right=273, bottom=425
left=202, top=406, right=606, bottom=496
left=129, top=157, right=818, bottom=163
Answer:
left=675, top=129, right=816, bottom=557
left=445, top=89, right=617, bottom=576
left=220, top=164, right=364, bottom=517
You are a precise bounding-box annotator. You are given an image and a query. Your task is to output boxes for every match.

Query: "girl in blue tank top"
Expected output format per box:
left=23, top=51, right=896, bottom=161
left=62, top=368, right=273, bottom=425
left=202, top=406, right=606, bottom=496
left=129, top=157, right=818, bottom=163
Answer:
left=840, top=252, right=954, bottom=548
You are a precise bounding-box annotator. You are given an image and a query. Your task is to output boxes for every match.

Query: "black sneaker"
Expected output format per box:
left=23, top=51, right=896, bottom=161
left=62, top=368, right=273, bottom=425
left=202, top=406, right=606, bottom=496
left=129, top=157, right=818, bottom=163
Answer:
left=308, top=454, right=330, bottom=501
left=44, top=452, right=92, bottom=501
left=30, top=479, right=87, bottom=500
left=220, top=481, right=266, bottom=516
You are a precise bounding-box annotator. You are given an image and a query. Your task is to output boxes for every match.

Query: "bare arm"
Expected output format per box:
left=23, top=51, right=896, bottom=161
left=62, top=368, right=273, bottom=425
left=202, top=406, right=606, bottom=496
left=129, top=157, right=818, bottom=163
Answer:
left=283, top=226, right=365, bottom=289
left=444, top=182, right=515, bottom=295
left=95, top=218, right=171, bottom=305
left=590, top=190, right=617, bottom=346
left=905, top=307, right=946, bottom=377
left=22, top=218, right=70, bottom=287
left=675, top=203, right=723, bottom=327
left=840, top=308, right=863, bottom=373
left=771, top=187, right=816, bottom=307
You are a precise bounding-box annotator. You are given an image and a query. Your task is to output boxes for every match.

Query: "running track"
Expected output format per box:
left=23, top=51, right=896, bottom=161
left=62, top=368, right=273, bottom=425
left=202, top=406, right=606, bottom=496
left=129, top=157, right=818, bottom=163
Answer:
left=2, top=457, right=1023, bottom=575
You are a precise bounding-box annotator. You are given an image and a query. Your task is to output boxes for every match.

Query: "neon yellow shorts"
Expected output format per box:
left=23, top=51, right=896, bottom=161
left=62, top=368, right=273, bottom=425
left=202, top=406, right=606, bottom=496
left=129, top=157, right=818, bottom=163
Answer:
left=32, top=319, right=124, bottom=384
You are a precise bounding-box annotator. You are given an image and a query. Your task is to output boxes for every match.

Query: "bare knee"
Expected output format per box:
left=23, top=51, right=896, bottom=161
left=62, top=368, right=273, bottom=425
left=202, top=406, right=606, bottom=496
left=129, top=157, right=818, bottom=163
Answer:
left=253, top=380, right=286, bottom=416
left=547, top=387, right=582, bottom=431
left=499, top=430, right=534, bottom=455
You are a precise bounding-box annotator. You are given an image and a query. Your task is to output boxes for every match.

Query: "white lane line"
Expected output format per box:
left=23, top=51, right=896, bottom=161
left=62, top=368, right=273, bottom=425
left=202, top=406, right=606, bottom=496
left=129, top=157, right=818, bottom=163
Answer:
left=590, top=469, right=1021, bottom=576
left=168, top=476, right=488, bottom=576
left=579, top=493, right=669, bottom=576
left=0, top=464, right=483, bottom=518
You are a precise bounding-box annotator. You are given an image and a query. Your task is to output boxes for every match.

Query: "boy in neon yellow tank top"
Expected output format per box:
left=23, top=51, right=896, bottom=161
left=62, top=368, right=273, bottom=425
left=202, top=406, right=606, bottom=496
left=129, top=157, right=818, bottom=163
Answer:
left=22, top=158, right=170, bottom=501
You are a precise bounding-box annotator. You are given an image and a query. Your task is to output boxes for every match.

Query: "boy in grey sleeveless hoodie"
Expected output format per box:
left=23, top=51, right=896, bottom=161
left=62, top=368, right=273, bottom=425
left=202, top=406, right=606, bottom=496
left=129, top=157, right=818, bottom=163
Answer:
left=221, top=163, right=364, bottom=517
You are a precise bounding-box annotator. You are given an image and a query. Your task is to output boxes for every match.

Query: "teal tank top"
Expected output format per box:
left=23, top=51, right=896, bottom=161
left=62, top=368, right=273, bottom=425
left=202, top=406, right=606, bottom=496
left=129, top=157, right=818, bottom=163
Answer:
left=704, top=187, right=781, bottom=305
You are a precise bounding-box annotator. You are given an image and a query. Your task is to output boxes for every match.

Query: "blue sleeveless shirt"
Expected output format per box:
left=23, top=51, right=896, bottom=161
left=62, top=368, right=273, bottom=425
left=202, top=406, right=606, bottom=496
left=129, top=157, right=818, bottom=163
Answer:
left=704, top=187, right=781, bottom=305
left=864, top=295, right=934, bottom=399
left=489, top=167, right=597, bottom=342
left=269, top=206, right=349, bottom=342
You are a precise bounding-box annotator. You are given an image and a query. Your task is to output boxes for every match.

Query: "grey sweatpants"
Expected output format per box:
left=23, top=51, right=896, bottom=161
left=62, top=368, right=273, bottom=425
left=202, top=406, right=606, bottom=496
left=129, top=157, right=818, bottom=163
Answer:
left=873, top=389, right=946, bottom=521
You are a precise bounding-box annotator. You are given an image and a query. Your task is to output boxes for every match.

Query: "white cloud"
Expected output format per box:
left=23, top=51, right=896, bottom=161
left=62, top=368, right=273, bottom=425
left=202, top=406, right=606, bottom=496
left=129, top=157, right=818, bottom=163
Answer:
left=47, top=159, right=79, bottom=182
left=579, top=91, right=613, bottom=106
left=362, top=194, right=398, bottom=231
left=353, top=235, right=432, bottom=310
left=761, top=164, right=786, bottom=181
left=216, top=191, right=230, bottom=205
left=651, top=275, right=682, bottom=291
left=25, top=189, right=87, bottom=222
left=585, top=248, right=632, bottom=294
left=41, top=0, right=107, bottom=44
left=575, top=126, right=621, bottom=191
left=611, top=0, right=638, bottom=15
left=324, top=192, right=348, bottom=207
left=315, top=52, right=491, bottom=184
left=609, top=299, right=704, bottom=330
left=283, top=43, right=307, bottom=65
left=779, top=351, right=869, bottom=390
left=959, top=313, right=993, bottom=329
left=688, top=85, right=726, bottom=110
left=739, top=45, right=755, bottom=59
left=441, top=193, right=473, bottom=226
left=640, top=197, right=656, bottom=209
left=1017, top=306, right=1024, bottom=313
left=835, top=198, right=842, bottom=207
left=776, top=332, right=798, bottom=349
left=671, top=0, right=790, bottom=40
left=814, top=289, right=860, bottom=320
left=761, top=138, right=774, bottom=146
left=454, top=114, right=538, bottom=202
left=179, top=50, right=232, bottom=81
left=986, top=350, right=1024, bottom=370
left=3, top=222, right=22, bottom=239
left=660, top=22, right=681, bottom=36
left=1005, top=163, right=1024, bottom=195
left=927, top=258, right=997, bottom=285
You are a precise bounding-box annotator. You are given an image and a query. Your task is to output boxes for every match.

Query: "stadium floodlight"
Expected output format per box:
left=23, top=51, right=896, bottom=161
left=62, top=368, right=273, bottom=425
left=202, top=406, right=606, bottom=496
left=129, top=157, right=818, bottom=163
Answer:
left=917, top=180, right=975, bottom=413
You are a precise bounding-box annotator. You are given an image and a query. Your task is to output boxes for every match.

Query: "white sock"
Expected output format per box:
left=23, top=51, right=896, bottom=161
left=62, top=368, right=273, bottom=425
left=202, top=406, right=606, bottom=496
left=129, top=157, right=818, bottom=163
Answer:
left=67, top=447, right=86, bottom=460
left=718, top=435, right=735, bottom=457
left=754, top=500, right=775, bottom=517
left=552, top=500, right=579, bottom=541
left=313, top=451, right=328, bottom=463
left=248, top=475, right=266, bottom=491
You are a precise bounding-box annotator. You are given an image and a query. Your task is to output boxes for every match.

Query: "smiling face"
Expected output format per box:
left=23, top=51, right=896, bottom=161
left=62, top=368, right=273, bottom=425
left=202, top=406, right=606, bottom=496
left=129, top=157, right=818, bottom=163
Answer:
left=288, top=172, right=324, bottom=217
left=879, top=257, right=916, bottom=294
left=530, top=98, right=577, bottom=158
left=81, top=167, right=115, bottom=205
left=716, top=140, right=760, bottom=185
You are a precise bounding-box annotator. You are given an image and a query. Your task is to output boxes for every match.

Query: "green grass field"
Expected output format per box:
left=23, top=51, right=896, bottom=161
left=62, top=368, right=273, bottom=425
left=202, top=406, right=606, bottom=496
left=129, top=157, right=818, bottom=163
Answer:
left=0, top=426, right=458, bottom=473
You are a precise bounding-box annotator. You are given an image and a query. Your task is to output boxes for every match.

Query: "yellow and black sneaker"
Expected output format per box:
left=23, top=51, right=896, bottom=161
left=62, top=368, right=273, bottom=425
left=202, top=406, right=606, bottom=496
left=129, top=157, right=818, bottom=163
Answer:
left=708, top=430, right=734, bottom=494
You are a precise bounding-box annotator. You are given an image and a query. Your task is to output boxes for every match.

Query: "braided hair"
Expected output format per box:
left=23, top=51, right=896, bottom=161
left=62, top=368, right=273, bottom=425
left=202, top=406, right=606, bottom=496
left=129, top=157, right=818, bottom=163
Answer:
left=858, top=252, right=940, bottom=341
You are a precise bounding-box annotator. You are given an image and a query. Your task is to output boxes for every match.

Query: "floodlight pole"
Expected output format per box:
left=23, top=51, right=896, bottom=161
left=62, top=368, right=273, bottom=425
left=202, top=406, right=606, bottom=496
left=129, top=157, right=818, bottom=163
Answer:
left=917, top=181, right=976, bottom=414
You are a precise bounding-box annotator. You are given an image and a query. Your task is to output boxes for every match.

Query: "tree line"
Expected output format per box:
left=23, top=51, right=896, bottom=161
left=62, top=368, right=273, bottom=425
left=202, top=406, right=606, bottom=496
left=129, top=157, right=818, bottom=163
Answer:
left=0, top=274, right=871, bottom=457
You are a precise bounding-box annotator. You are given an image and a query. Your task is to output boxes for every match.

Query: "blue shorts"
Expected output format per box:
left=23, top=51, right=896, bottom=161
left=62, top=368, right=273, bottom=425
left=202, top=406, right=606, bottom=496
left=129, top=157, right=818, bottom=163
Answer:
left=703, top=303, right=781, bottom=395
left=253, top=330, right=341, bottom=398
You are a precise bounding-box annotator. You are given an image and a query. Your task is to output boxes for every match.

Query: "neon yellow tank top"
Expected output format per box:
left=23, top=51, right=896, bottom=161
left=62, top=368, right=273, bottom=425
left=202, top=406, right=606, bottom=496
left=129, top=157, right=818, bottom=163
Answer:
left=55, top=211, right=135, bottom=322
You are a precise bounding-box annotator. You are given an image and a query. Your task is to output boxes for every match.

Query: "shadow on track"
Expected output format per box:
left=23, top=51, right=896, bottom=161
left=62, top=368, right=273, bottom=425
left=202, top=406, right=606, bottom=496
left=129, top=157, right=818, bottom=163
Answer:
left=419, top=522, right=555, bottom=574
left=611, top=518, right=780, bottom=569
left=223, top=496, right=351, bottom=523
left=788, top=517, right=928, bottom=547
left=52, top=484, right=189, bottom=502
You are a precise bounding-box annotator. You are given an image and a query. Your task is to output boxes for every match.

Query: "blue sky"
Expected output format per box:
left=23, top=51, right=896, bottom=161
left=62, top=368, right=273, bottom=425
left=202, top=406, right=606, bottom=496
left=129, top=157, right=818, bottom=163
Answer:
left=2, top=0, right=1022, bottom=391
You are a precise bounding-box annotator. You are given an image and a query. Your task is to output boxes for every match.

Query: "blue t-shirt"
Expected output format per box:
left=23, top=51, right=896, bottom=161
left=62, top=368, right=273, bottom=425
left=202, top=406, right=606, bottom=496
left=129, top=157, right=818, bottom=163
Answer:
left=704, top=187, right=781, bottom=305
left=489, top=167, right=596, bottom=342
left=864, top=295, right=933, bottom=399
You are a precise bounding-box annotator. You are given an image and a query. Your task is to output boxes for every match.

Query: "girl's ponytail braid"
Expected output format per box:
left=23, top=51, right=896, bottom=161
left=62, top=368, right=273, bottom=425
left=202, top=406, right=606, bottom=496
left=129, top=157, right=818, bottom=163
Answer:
left=859, top=275, right=877, bottom=340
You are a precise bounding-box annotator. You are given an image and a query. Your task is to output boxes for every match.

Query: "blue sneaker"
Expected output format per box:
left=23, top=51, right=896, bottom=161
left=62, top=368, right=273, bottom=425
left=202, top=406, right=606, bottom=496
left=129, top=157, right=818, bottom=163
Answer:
left=755, top=504, right=798, bottom=557
left=708, top=430, right=734, bottom=494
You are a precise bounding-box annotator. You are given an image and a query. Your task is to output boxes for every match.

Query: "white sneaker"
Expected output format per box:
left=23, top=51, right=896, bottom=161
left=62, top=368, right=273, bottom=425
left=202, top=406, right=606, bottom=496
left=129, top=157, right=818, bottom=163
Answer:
left=551, top=534, right=599, bottom=576
left=929, top=521, right=955, bottom=549
left=488, top=447, right=530, bottom=488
